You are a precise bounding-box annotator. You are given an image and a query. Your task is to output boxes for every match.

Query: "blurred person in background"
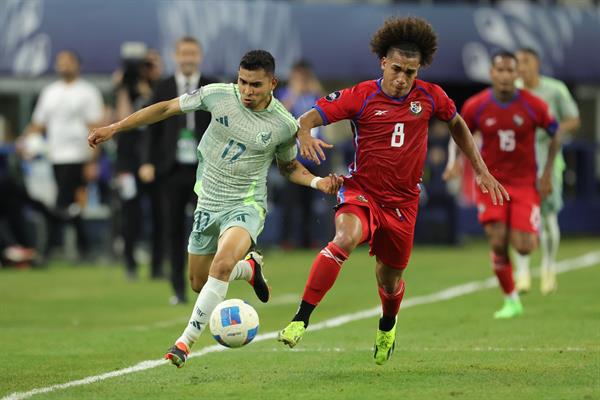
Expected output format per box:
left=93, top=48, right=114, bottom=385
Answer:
left=141, top=37, right=217, bottom=304
left=277, top=60, right=332, bottom=248
left=278, top=17, right=508, bottom=365
left=445, top=51, right=561, bottom=319
left=513, top=48, right=581, bottom=294
left=20, top=50, right=104, bottom=262
left=114, top=43, right=164, bottom=279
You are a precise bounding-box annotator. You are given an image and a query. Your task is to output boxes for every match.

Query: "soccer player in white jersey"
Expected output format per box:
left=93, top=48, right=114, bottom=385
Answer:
left=514, top=48, right=581, bottom=294
left=89, top=50, right=342, bottom=368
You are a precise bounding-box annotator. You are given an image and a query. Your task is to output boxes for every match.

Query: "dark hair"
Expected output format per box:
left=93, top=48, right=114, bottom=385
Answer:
left=239, top=50, right=275, bottom=75
left=517, top=47, right=539, bottom=60
left=291, top=59, right=312, bottom=72
left=370, top=17, right=438, bottom=66
left=176, top=36, right=202, bottom=52
left=491, top=50, right=517, bottom=64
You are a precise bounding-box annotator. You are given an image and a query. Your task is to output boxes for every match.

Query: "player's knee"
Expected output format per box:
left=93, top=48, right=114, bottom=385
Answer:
left=210, top=257, right=237, bottom=281
left=332, top=231, right=360, bottom=254
left=490, top=242, right=508, bottom=256
left=513, top=241, right=535, bottom=255
left=190, top=276, right=207, bottom=293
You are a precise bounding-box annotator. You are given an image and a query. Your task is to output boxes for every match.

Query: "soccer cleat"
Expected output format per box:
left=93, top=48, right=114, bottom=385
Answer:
left=540, top=270, right=557, bottom=295
left=515, top=271, right=531, bottom=294
left=493, top=297, right=524, bottom=319
left=277, top=321, right=306, bottom=348
left=374, top=321, right=396, bottom=365
left=246, top=251, right=270, bottom=303
left=164, top=342, right=190, bottom=368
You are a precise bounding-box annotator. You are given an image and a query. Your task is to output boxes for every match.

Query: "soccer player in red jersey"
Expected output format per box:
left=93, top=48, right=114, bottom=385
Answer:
left=445, top=51, right=561, bottom=319
left=277, top=17, right=509, bottom=365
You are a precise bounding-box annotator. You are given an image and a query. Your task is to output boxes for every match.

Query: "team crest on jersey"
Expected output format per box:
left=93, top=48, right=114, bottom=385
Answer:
left=513, top=114, right=524, bottom=126
left=256, top=131, right=272, bottom=146
left=409, top=101, right=422, bottom=115
left=326, top=91, right=341, bottom=101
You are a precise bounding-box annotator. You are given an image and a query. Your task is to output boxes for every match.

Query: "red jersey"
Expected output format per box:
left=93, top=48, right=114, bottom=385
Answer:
left=461, top=88, right=558, bottom=187
left=315, top=78, right=456, bottom=207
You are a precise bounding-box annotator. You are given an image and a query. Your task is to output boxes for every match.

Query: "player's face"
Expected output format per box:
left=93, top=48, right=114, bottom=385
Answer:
left=175, top=42, right=202, bottom=77
left=380, top=50, right=420, bottom=98
left=54, top=51, right=80, bottom=81
left=490, top=56, right=518, bottom=97
left=237, top=68, right=277, bottom=111
left=516, top=51, right=539, bottom=84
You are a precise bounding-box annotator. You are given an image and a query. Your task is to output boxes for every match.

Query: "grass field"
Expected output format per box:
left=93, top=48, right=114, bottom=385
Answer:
left=1, top=238, right=599, bottom=400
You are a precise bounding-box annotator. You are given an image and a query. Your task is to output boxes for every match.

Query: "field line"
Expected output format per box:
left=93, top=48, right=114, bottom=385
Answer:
left=3, top=250, right=599, bottom=400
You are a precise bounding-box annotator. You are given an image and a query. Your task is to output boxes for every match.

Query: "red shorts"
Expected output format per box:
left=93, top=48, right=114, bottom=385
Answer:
left=335, top=178, right=418, bottom=270
left=476, top=184, right=540, bottom=233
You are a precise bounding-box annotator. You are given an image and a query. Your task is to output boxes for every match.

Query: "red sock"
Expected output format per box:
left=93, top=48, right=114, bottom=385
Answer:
left=302, top=242, right=348, bottom=305
left=492, top=253, right=515, bottom=294
left=378, top=280, right=406, bottom=317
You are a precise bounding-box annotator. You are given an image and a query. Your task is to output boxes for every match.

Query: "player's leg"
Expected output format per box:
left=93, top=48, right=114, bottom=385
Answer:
left=370, top=204, right=415, bottom=365
left=373, top=259, right=405, bottom=365
left=167, top=227, right=252, bottom=368
left=484, top=222, right=522, bottom=319
left=512, top=249, right=532, bottom=294
left=279, top=204, right=369, bottom=348
left=539, top=172, right=562, bottom=294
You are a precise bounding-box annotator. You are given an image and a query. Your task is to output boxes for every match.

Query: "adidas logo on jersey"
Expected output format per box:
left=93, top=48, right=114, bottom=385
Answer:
left=216, top=116, right=229, bottom=127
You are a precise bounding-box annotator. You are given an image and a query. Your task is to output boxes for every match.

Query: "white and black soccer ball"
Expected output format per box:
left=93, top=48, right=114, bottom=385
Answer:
left=209, top=299, right=259, bottom=348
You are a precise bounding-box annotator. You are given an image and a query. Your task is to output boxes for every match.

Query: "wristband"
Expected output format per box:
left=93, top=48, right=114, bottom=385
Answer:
left=310, top=176, right=322, bottom=189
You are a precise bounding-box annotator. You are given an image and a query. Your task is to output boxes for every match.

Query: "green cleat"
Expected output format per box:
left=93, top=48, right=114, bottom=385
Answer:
left=374, top=322, right=396, bottom=365
left=493, top=297, right=524, bottom=319
left=277, top=321, right=306, bottom=348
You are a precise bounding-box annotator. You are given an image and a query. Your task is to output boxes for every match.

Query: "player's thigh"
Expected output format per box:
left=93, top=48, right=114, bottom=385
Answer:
left=483, top=222, right=509, bottom=252
left=333, top=204, right=370, bottom=252
left=188, top=253, right=214, bottom=292
left=375, top=257, right=405, bottom=293
left=371, top=204, right=417, bottom=270
left=509, top=230, right=537, bottom=255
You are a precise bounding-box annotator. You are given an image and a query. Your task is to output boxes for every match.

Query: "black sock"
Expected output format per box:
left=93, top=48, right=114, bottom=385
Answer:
left=378, top=315, right=396, bottom=332
left=292, top=300, right=316, bottom=328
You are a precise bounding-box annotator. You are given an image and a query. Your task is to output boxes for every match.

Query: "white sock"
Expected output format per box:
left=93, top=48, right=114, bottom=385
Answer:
left=541, top=212, right=560, bottom=274
left=512, top=250, right=530, bottom=278
left=228, top=260, right=253, bottom=282
left=177, top=276, right=229, bottom=348
left=507, top=291, right=519, bottom=301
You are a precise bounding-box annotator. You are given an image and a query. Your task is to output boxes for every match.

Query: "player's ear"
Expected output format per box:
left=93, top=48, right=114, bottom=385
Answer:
left=380, top=57, right=387, bottom=72
left=271, top=76, right=278, bottom=91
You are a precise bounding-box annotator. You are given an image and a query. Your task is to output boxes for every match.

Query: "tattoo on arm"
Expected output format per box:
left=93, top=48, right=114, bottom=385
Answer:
left=278, top=159, right=300, bottom=178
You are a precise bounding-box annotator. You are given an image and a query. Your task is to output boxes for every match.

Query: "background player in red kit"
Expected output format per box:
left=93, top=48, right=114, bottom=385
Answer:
left=445, top=51, right=561, bottom=319
left=277, top=17, right=509, bottom=365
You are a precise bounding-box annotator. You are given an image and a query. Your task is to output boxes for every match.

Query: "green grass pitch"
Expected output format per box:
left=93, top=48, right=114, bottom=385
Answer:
left=1, top=238, right=598, bottom=399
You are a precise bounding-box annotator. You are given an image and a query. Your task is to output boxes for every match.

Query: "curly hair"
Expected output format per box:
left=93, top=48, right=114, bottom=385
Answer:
left=370, top=17, right=438, bottom=67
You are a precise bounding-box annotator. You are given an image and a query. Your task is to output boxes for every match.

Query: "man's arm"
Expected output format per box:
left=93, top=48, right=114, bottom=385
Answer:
left=276, top=158, right=342, bottom=195
left=539, top=131, right=562, bottom=199
left=296, top=108, right=332, bottom=164
left=88, top=97, right=182, bottom=148
left=559, top=116, right=580, bottom=134
left=446, top=114, right=510, bottom=205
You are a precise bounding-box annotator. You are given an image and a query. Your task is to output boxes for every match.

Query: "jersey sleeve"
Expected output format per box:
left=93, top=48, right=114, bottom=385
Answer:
left=313, top=85, right=363, bottom=125
left=275, top=136, right=298, bottom=162
left=556, top=81, right=579, bottom=120
left=460, top=97, right=479, bottom=132
left=179, top=83, right=231, bottom=113
left=430, top=84, right=457, bottom=122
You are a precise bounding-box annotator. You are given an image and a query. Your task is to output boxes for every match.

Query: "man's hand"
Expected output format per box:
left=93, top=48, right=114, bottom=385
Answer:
left=298, top=131, right=333, bottom=165
left=88, top=125, right=117, bottom=148
left=138, top=163, right=156, bottom=183
left=538, top=172, right=553, bottom=199
left=316, top=174, right=344, bottom=195
left=475, top=170, right=510, bottom=206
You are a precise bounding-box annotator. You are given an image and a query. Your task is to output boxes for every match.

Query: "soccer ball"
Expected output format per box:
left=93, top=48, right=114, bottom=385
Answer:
left=209, top=299, right=259, bottom=348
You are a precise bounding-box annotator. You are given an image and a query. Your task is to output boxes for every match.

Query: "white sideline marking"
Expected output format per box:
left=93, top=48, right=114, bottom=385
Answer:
left=3, top=251, right=599, bottom=400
